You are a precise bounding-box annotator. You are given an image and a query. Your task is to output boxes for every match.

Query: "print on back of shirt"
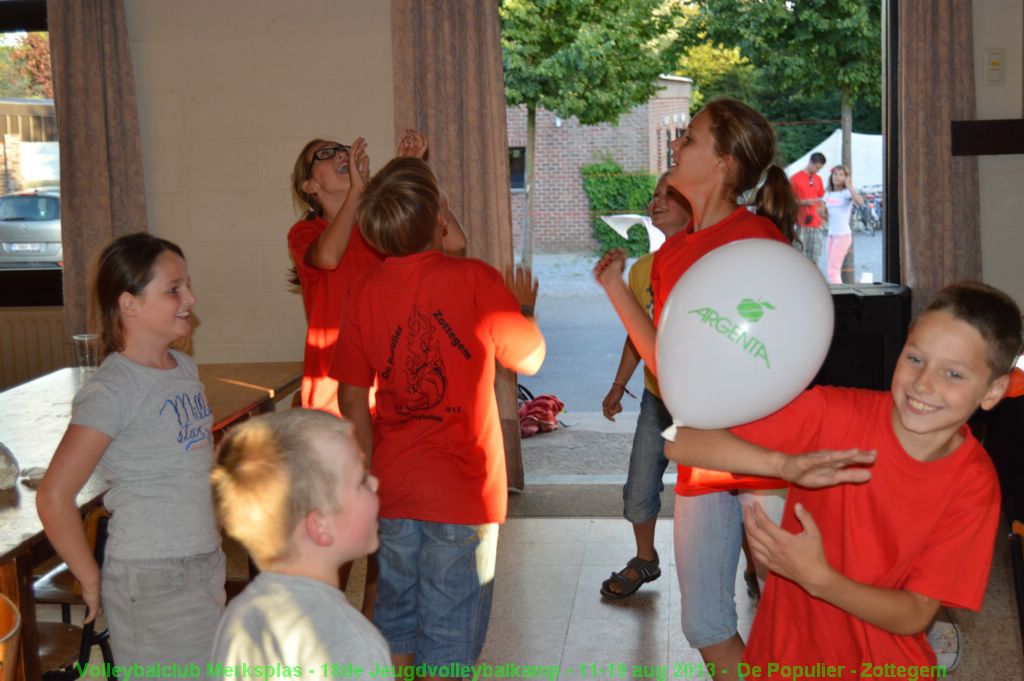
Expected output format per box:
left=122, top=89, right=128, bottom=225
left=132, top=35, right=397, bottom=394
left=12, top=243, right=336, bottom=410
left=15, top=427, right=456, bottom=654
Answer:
left=399, top=306, right=447, bottom=416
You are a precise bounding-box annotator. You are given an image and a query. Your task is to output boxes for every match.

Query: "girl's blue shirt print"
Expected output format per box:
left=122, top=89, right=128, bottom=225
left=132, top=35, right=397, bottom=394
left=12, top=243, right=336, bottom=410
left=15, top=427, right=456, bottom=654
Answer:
left=160, top=390, right=213, bottom=450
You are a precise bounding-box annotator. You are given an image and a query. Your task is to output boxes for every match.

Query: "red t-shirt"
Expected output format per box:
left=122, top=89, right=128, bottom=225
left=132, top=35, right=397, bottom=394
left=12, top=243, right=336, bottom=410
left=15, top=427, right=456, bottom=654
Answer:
left=331, top=251, right=544, bottom=525
left=649, top=207, right=789, bottom=496
left=733, top=387, right=1000, bottom=677
left=791, top=169, right=825, bottom=229
left=287, top=217, right=384, bottom=416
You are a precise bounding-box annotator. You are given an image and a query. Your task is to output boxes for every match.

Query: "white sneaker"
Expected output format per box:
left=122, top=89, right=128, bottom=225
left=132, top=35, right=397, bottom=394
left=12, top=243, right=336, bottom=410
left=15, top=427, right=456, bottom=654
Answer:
left=926, top=620, right=962, bottom=671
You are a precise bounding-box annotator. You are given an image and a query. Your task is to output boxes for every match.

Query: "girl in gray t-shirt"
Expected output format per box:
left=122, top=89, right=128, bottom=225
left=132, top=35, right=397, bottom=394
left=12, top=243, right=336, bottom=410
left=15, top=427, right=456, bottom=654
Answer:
left=38, top=233, right=225, bottom=679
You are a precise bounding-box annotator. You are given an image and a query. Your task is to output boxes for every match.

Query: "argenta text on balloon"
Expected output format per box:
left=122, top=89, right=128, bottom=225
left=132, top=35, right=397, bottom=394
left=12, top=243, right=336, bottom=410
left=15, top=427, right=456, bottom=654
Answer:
left=686, top=306, right=771, bottom=368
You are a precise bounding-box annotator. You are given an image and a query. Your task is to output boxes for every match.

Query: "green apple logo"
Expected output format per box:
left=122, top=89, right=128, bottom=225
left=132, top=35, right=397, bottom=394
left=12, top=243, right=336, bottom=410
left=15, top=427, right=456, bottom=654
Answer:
left=736, top=298, right=774, bottom=323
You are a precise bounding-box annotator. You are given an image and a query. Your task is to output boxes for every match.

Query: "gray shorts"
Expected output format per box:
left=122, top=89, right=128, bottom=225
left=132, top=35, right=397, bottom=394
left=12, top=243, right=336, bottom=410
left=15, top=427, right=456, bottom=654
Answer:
left=102, top=548, right=226, bottom=679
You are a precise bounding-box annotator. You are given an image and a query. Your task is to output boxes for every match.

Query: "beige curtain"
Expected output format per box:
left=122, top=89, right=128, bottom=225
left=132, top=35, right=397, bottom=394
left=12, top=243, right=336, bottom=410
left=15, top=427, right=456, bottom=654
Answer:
left=898, top=0, right=980, bottom=313
left=391, top=0, right=526, bottom=488
left=47, top=0, right=148, bottom=336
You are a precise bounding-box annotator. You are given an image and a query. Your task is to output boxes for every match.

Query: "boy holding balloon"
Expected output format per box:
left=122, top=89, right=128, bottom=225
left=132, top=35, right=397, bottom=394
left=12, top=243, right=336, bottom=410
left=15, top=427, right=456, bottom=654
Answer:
left=665, top=281, right=1022, bottom=677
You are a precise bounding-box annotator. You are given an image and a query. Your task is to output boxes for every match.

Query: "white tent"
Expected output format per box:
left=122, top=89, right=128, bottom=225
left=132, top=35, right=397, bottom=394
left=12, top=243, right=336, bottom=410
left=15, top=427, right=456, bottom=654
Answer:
left=785, top=129, right=883, bottom=189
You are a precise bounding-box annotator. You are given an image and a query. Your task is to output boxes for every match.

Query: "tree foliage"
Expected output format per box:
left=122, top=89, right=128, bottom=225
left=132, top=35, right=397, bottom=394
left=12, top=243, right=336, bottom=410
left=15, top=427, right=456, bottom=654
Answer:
left=501, top=0, right=690, bottom=124
left=1, top=32, right=52, bottom=99
left=580, top=160, right=658, bottom=256
left=682, top=0, right=881, bottom=167
left=678, top=42, right=757, bottom=113
left=696, top=0, right=880, bottom=107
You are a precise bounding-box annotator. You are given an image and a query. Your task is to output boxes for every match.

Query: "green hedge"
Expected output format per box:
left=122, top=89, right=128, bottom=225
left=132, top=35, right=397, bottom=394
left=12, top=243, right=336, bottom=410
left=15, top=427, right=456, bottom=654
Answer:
left=580, top=160, right=658, bottom=257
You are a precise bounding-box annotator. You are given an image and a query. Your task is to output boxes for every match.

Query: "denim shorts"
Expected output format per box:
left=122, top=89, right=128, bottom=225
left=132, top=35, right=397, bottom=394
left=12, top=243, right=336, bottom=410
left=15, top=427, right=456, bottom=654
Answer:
left=673, top=490, right=785, bottom=649
left=374, top=518, right=499, bottom=668
left=102, top=548, right=226, bottom=677
left=622, top=389, right=673, bottom=524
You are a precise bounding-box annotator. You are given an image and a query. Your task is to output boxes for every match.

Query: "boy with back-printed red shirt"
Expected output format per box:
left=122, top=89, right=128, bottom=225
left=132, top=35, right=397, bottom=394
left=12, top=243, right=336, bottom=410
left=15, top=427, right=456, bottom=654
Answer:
left=332, top=157, right=545, bottom=674
left=665, top=281, right=1022, bottom=679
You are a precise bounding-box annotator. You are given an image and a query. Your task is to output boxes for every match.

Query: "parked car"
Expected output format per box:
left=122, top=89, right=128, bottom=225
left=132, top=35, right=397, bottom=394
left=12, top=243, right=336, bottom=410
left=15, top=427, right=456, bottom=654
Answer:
left=0, top=188, right=62, bottom=268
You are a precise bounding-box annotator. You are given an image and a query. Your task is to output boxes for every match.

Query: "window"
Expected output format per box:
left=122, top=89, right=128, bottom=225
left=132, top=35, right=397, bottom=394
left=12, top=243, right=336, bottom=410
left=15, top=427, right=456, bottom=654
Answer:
left=509, top=146, right=525, bottom=190
left=0, top=11, right=62, bottom=306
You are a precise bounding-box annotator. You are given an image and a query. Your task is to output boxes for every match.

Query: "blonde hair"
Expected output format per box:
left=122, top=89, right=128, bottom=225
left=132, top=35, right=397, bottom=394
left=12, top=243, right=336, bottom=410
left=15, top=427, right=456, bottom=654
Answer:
left=358, top=156, right=441, bottom=256
left=210, top=410, right=354, bottom=568
left=290, top=138, right=331, bottom=220
left=702, top=98, right=796, bottom=243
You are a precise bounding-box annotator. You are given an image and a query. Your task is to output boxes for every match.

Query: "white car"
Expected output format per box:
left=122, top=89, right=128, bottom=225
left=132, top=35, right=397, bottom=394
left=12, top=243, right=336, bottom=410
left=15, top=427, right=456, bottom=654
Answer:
left=0, top=188, right=62, bottom=268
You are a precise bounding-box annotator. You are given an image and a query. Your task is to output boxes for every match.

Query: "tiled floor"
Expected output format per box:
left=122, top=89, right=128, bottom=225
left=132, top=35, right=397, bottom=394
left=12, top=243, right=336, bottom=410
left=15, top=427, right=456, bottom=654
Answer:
left=478, top=517, right=1024, bottom=680
left=480, top=518, right=752, bottom=673
left=52, top=517, right=1024, bottom=679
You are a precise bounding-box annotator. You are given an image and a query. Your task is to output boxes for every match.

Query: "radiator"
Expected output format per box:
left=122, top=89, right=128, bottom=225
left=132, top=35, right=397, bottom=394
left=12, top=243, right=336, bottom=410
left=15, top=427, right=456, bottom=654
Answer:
left=0, top=307, right=71, bottom=390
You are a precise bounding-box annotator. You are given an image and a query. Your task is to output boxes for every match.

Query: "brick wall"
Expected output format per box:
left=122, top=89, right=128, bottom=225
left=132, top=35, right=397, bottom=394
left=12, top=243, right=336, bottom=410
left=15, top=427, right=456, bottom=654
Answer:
left=509, top=76, right=691, bottom=254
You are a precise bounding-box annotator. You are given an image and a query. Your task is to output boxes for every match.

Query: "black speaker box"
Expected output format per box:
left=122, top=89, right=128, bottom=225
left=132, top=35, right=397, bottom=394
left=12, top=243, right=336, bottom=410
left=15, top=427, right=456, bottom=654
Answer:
left=811, top=283, right=912, bottom=391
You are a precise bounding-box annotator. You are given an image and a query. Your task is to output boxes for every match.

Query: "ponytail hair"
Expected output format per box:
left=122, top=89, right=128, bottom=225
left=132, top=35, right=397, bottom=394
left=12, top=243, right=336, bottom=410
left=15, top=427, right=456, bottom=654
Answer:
left=702, top=97, right=798, bottom=244
left=752, top=165, right=796, bottom=244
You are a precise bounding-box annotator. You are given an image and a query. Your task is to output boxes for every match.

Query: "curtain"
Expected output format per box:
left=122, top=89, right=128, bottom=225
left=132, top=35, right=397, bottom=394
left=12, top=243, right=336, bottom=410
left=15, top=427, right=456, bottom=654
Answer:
left=898, top=0, right=980, bottom=313
left=47, top=0, right=148, bottom=336
left=391, top=0, right=526, bottom=488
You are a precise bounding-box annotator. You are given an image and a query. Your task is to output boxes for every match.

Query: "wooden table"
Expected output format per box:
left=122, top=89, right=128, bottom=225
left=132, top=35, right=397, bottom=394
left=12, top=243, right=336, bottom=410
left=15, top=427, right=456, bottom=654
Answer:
left=0, top=362, right=301, bottom=680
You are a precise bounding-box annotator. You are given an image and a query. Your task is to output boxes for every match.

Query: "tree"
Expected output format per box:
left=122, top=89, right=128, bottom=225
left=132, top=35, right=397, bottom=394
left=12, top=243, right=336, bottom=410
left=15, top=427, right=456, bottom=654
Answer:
left=696, top=0, right=881, bottom=171
left=501, top=0, right=689, bottom=265
left=4, top=32, right=52, bottom=99
left=677, top=41, right=758, bottom=113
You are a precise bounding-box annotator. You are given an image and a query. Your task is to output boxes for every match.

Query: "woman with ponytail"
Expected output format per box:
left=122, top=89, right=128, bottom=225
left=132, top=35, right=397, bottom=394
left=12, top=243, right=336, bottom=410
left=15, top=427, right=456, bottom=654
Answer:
left=595, top=97, right=797, bottom=675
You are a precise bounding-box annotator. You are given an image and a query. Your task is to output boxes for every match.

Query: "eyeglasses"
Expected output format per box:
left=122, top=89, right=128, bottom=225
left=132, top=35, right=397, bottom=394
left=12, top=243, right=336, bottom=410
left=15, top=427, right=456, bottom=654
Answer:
left=306, top=144, right=351, bottom=177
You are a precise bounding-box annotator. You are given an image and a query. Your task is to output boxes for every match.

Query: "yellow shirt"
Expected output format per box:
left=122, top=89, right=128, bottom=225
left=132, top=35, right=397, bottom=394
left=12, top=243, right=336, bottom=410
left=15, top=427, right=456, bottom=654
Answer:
left=627, top=254, right=661, bottom=398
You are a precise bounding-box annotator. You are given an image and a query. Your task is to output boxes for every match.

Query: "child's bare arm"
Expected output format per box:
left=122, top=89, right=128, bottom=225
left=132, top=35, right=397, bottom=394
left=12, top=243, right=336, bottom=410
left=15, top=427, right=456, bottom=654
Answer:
left=506, top=265, right=539, bottom=312
left=393, top=129, right=467, bottom=255
left=36, top=425, right=111, bottom=624
left=502, top=266, right=545, bottom=375
left=603, top=337, right=640, bottom=421
left=669, top=428, right=876, bottom=487
left=441, top=208, right=467, bottom=256
left=338, top=384, right=374, bottom=462
left=594, top=250, right=657, bottom=375
left=306, top=137, right=369, bottom=270
left=745, top=502, right=940, bottom=635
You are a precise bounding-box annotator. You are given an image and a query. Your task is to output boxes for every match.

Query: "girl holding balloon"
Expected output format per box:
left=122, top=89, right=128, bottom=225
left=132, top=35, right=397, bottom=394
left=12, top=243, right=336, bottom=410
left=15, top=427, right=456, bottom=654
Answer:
left=594, top=97, right=798, bottom=674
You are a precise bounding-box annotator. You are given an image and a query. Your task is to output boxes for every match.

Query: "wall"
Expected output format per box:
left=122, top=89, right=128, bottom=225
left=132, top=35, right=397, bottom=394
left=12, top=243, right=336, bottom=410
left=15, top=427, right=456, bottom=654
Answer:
left=124, top=0, right=394, bottom=363
left=974, top=0, right=1024, bottom=303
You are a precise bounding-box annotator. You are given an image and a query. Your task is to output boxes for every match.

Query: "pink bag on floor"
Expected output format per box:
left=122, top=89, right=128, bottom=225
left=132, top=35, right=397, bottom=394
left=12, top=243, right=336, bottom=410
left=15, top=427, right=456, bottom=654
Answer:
left=517, top=385, right=564, bottom=438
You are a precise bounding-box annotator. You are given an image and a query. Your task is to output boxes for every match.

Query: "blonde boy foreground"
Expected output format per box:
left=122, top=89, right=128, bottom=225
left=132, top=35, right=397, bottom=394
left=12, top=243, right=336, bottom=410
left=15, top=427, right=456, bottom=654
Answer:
left=209, top=410, right=390, bottom=676
left=666, top=281, right=1022, bottom=679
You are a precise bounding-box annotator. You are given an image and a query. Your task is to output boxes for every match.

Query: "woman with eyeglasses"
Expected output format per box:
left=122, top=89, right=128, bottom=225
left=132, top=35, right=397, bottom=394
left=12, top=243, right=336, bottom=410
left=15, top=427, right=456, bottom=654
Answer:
left=287, top=131, right=465, bottom=417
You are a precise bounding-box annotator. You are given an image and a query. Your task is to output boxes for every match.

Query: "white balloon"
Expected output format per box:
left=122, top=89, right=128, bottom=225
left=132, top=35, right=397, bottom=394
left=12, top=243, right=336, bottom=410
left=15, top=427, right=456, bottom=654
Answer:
left=656, top=239, right=834, bottom=429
